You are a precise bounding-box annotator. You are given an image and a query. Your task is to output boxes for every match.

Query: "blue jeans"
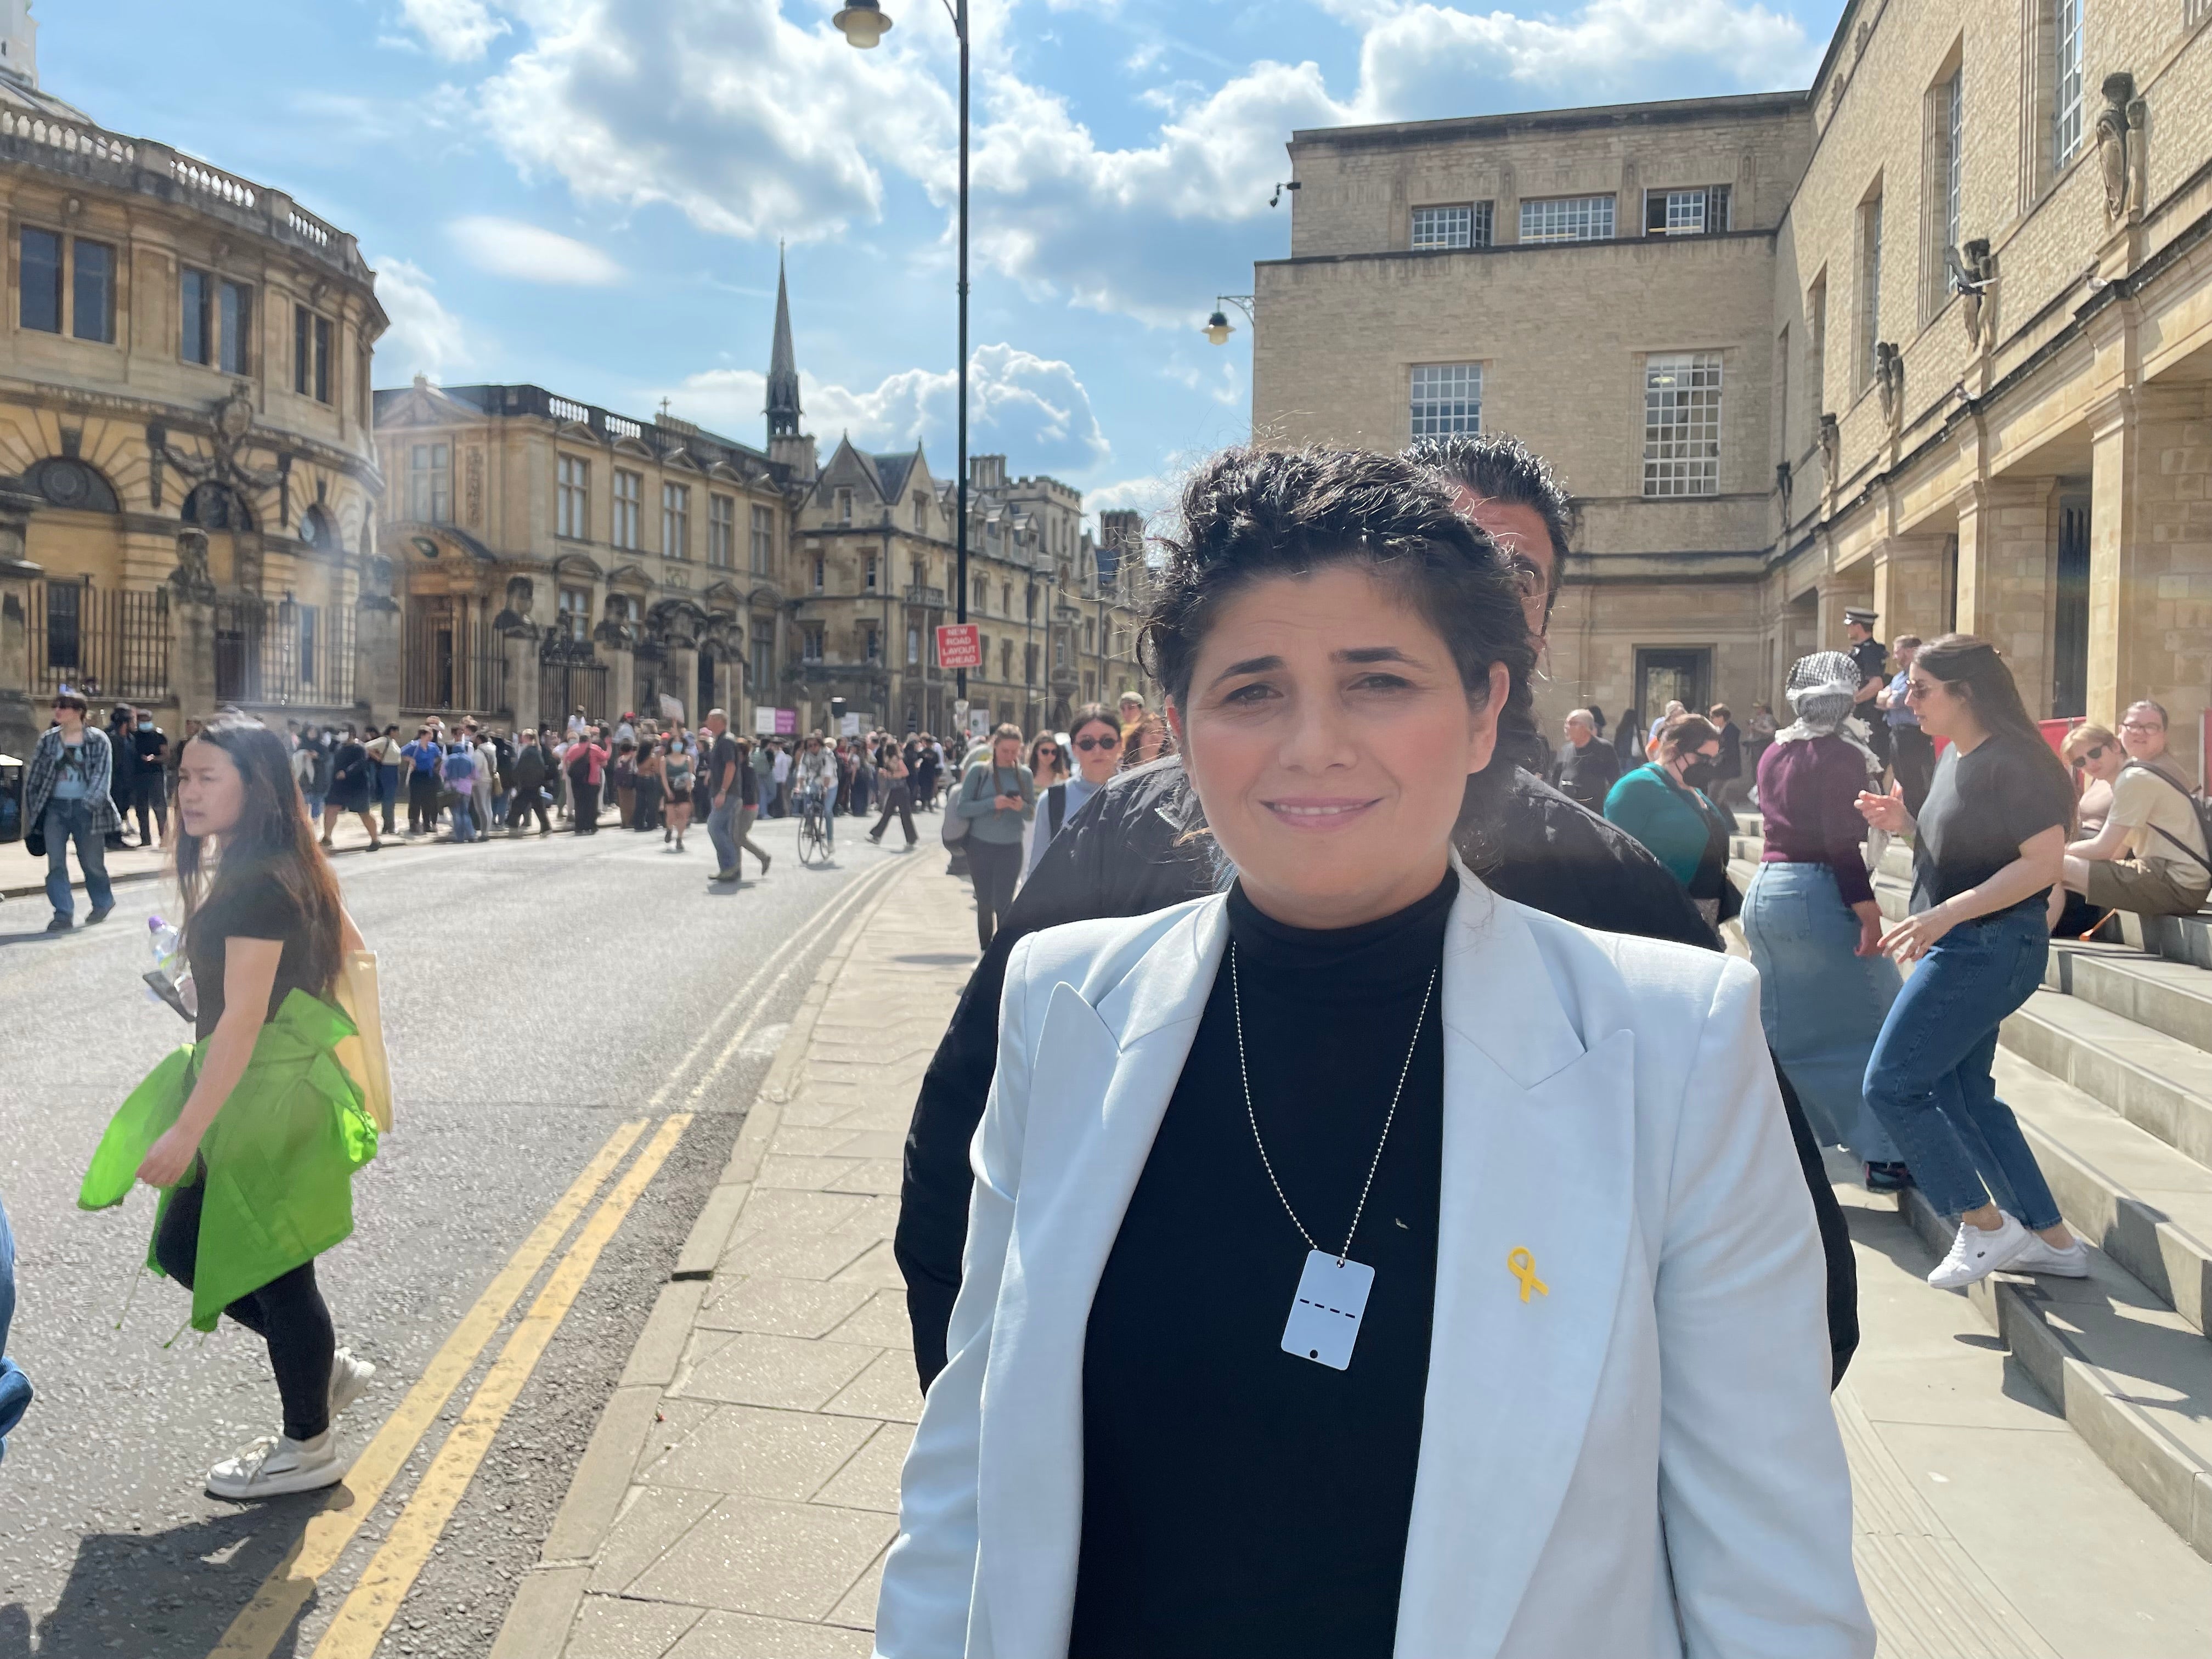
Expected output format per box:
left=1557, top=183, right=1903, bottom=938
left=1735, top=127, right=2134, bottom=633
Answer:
left=450, top=798, right=478, bottom=842
left=1741, top=863, right=1902, bottom=1163
left=1863, top=906, right=2060, bottom=1228
left=0, top=1190, right=25, bottom=1460
left=42, top=798, right=114, bottom=918
left=707, top=795, right=741, bottom=874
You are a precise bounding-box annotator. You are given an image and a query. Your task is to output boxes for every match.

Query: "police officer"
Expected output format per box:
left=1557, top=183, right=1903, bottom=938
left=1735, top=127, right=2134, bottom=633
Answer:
left=1844, top=606, right=1890, bottom=770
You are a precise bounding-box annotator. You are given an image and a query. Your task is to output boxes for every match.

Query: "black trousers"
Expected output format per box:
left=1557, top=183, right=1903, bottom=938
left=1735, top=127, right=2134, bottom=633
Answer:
left=871, top=783, right=916, bottom=846
left=154, top=1179, right=335, bottom=1442
left=965, top=836, right=1023, bottom=950
left=408, top=774, right=440, bottom=836
left=131, top=774, right=167, bottom=845
left=574, top=777, right=601, bottom=832
left=1889, top=725, right=1937, bottom=820
left=514, top=788, right=552, bottom=833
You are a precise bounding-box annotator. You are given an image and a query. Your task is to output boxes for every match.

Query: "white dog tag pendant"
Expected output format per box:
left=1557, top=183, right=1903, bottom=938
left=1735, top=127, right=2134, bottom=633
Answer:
left=1282, top=1251, right=1374, bottom=1370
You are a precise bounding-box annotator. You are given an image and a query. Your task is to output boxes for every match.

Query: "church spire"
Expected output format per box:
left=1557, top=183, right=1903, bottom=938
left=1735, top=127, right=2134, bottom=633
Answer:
left=766, top=244, right=802, bottom=441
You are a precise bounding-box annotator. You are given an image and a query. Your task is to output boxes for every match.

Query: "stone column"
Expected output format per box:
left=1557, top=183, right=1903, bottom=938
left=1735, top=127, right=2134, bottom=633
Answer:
left=1870, top=535, right=1950, bottom=645
left=666, top=642, right=699, bottom=725
left=0, top=486, right=41, bottom=768
left=1955, top=476, right=2057, bottom=716
left=168, top=531, right=219, bottom=724
left=503, top=624, right=542, bottom=735
left=2089, top=384, right=2212, bottom=779
left=600, top=642, right=636, bottom=722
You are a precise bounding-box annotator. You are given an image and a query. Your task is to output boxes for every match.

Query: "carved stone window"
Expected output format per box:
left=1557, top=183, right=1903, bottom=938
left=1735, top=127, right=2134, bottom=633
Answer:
left=29, top=456, right=120, bottom=513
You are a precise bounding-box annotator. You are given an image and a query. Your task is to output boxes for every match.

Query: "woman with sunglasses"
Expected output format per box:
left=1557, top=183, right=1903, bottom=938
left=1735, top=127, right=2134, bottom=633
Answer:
left=1024, top=706, right=1121, bottom=884
left=1856, top=634, right=2087, bottom=1288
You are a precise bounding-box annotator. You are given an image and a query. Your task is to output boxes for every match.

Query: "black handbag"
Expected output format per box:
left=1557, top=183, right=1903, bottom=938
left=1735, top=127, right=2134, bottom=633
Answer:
left=24, top=820, right=44, bottom=859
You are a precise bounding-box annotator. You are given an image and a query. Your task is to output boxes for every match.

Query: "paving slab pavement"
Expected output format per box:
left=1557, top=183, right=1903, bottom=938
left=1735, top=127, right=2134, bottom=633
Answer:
left=496, top=861, right=2212, bottom=1659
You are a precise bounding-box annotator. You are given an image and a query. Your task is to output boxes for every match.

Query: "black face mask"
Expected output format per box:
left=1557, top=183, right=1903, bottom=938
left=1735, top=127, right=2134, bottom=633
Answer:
left=1679, top=759, right=1718, bottom=790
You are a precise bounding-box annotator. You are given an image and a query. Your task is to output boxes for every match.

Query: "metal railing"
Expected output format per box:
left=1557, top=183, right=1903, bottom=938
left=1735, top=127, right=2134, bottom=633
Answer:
left=539, top=641, right=609, bottom=724
left=213, top=597, right=356, bottom=708
left=29, top=580, right=170, bottom=701
left=402, top=605, right=505, bottom=714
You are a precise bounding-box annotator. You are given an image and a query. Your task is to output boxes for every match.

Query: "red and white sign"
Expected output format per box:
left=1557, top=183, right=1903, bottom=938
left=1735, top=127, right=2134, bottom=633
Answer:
left=935, top=623, right=983, bottom=670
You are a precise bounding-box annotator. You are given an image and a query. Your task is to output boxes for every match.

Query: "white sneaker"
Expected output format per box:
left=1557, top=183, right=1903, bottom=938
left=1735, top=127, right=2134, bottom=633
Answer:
left=206, top=1431, right=345, bottom=1500
left=1928, top=1214, right=2034, bottom=1289
left=328, top=1348, right=376, bottom=1423
left=2003, top=1233, right=2092, bottom=1278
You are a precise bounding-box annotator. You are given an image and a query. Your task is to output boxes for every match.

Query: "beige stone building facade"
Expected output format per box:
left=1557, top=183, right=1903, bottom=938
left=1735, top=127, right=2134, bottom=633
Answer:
left=1254, top=0, right=2212, bottom=783
left=0, top=10, right=385, bottom=765
left=374, top=262, right=1146, bottom=743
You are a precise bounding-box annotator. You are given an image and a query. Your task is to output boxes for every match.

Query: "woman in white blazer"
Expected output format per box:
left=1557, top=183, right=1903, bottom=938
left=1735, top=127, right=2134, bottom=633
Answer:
left=877, top=447, right=1870, bottom=1659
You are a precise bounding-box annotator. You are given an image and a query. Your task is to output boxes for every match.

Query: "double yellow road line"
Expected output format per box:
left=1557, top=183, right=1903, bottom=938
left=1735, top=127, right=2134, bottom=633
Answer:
left=211, top=1113, right=691, bottom=1659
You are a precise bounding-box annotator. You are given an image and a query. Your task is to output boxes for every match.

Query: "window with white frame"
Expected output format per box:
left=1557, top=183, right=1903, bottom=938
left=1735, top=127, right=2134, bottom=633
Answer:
left=662, top=482, right=690, bottom=558
left=1944, top=71, right=1963, bottom=259
left=1519, top=194, right=1615, bottom=243
left=1409, top=363, right=1482, bottom=438
left=613, top=469, right=642, bottom=550
left=558, top=585, right=591, bottom=641
left=1643, top=186, right=1731, bottom=236
left=409, top=443, right=451, bottom=523
left=802, top=623, right=825, bottom=662
left=2053, top=0, right=2085, bottom=166
left=708, top=494, right=735, bottom=567
left=1643, top=353, right=1723, bottom=498
left=1412, top=203, right=1493, bottom=249
left=557, top=455, right=589, bottom=539
left=750, top=504, right=774, bottom=575
left=1859, top=193, right=1883, bottom=388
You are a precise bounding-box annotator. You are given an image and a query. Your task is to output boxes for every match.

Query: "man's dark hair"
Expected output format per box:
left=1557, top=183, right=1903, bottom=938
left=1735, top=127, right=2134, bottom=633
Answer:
left=1402, top=432, right=1574, bottom=612
left=1141, top=446, right=1534, bottom=772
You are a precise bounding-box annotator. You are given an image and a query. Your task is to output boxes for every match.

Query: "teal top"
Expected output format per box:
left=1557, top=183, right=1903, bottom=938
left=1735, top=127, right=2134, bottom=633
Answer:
left=956, top=761, right=1036, bottom=844
left=1603, top=763, right=1717, bottom=890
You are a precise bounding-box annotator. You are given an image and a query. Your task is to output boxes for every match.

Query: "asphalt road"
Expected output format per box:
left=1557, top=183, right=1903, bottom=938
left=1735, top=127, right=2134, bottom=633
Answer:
left=0, top=806, right=938, bottom=1658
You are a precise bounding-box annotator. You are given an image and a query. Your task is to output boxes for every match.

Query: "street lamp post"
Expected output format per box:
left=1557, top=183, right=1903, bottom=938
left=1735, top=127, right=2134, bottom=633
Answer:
left=836, top=0, right=970, bottom=724
left=1204, top=292, right=1255, bottom=347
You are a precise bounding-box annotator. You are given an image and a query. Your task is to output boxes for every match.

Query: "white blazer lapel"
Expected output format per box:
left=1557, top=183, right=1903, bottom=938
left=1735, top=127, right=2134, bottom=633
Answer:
left=1398, top=880, right=1639, bottom=1656
left=977, top=902, right=1228, bottom=1658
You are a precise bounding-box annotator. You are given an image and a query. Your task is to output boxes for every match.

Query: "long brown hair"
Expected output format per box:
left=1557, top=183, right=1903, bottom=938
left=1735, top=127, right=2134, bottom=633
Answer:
left=176, top=713, right=343, bottom=1000
left=1915, top=633, right=2072, bottom=798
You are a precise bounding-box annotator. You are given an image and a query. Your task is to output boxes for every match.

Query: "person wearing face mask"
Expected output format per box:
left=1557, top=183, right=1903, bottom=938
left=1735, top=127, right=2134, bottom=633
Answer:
left=130, top=709, right=172, bottom=849
left=1604, top=712, right=1739, bottom=927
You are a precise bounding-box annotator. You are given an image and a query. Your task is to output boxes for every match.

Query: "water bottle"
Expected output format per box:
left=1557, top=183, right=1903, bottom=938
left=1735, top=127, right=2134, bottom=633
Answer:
left=144, top=916, right=198, bottom=1021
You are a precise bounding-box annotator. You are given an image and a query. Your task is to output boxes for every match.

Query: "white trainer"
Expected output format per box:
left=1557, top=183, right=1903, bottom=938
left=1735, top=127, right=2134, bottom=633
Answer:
left=1928, top=1213, right=2034, bottom=1289
left=328, top=1347, right=376, bottom=1423
left=206, top=1431, right=345, bottom=1500
left=2003, top=1232, right=2091, bottom=1278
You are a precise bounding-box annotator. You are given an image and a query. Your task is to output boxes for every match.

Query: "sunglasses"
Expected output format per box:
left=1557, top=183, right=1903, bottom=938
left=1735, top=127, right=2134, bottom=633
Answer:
left=2075, top=743, right=2108, bottom=764
left=1072, top=736, right=1117, bottom=752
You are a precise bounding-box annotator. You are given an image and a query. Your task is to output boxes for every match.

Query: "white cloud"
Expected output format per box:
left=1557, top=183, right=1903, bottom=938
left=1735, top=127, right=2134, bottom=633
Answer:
left=657, top=343, right=1110, bottom=477
left=447, top=216, right=626, bottom=285
left=374, top=257, right=470, bottom=380
left=400, top=0, right=511, bottom=61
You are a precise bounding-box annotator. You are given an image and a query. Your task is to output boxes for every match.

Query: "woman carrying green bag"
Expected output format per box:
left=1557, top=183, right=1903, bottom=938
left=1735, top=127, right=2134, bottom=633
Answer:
left=79, top=713, right=381, bottom=1500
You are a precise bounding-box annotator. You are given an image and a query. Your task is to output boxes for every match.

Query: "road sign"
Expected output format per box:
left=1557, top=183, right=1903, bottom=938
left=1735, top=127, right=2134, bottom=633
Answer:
left=935, top=623, right=982, bottom=670
left=968, top=708, right=990, bottom=738
left=775, top=707, right=798, bottom=735
left=753, top=707, right=776, bottom=735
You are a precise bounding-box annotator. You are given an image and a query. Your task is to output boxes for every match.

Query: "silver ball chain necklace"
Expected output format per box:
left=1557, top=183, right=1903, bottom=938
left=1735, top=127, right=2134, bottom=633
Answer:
left=1231, top=940, right=1438, bottom=1371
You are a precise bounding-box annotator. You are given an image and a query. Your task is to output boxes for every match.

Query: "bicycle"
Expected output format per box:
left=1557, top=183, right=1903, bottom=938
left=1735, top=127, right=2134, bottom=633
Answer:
left=797, top=788, right=833, bottom=866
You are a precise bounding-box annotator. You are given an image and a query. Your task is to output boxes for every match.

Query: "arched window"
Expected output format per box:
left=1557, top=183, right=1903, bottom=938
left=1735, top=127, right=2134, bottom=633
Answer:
left=182, top=481, right=253, bottom=531
left=28, top=456, right=120, bottom=512
left=297, top=504, right=336, bottom=550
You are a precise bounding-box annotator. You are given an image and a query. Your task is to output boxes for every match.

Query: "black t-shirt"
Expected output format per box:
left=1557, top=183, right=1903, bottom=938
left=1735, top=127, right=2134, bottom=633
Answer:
left=131, top=725, right=168, bottom=770
left=185, top=874, right=325, bottom=1041
left=704, top=735, right=740, bottom=803
left=1848, top=636, right=1887, bottom=691
left=1911, top=736, right=2073, bottom=917
left=1071, top=875, right=1452, bottom=1659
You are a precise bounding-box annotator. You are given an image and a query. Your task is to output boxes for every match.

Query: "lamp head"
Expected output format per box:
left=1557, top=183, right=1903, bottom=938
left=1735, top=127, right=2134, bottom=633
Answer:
left=833, top=1, right=893, bottom=47
left=1204, top=309, right=1233, bottom=346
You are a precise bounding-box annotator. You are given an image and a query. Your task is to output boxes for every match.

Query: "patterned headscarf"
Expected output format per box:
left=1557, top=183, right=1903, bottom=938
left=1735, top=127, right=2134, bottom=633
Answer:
left=1776, top=650, right=1881, bottom=772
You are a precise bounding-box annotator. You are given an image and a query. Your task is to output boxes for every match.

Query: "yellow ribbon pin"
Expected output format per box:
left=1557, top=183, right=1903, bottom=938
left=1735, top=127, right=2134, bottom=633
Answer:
left=1507, top=1246, right=1549, bottom=1303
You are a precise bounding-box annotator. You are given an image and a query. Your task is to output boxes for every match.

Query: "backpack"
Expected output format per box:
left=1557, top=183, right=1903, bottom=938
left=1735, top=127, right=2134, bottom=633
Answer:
left=2120, top=762, right=2212, bottom=874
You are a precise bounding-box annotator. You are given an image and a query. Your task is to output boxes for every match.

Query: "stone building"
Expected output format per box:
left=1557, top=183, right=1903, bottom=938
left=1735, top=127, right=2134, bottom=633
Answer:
left=371, top=376, right=793, bottom=736
left=374, top=256, right=1146, bottom=742
left=1252, top=0, right=2212, bottom=781
left=0, top=4, right=385, bottom=763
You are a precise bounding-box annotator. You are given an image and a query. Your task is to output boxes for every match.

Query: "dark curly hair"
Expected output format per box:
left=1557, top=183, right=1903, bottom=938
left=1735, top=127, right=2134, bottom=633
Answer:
left=1140, top=444, right=1536, bottom=759
left=1402, top=431, right=1573, bottom=615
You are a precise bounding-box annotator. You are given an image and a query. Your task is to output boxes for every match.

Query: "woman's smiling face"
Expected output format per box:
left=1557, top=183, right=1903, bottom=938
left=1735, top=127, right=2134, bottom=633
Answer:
left=1169, top=562, right=1505, bottom=930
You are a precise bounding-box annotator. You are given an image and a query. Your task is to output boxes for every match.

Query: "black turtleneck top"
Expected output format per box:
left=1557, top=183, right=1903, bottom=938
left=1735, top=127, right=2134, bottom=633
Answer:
left=1069, top=871, right=1455, bottom=1659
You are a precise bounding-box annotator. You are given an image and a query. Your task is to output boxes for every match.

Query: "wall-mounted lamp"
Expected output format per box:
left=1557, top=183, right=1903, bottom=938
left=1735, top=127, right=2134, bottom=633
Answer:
left=1203, top=294, right=1255, bottom=346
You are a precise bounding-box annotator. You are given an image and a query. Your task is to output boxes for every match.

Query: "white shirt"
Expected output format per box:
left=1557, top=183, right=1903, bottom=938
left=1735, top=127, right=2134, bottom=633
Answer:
left=772, top=751, right=792, bottom=784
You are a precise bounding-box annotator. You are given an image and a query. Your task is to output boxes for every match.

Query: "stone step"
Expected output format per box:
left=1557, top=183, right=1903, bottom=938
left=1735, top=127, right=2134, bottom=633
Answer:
left=2047, top=942, right=2212, bottom=1055
left=2000, top=990, right=2212, bottom=1170
left=1898, top=1181, right=2212, bottom=1561
left=2137, top=910, right=2212, bottom=972
left=1991, top=1048, right=2212, bottom=1339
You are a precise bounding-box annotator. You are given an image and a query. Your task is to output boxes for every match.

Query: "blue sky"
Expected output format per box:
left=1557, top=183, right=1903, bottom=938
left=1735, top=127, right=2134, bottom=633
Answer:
left=48, top=0, right=1846, bottom=522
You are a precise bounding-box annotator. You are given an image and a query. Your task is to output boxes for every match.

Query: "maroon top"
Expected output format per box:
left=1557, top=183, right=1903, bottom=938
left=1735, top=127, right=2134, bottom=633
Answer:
left=1756, top=732, right=1876, bottom=909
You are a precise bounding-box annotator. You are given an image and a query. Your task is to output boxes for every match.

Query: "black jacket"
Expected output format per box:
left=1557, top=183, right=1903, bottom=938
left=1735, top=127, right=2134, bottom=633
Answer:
left=896, top=759, right=1858, bottom=1390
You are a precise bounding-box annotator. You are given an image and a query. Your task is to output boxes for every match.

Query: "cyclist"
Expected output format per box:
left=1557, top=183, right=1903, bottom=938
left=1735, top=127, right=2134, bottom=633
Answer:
left=795, top=731, right=838, bottom=853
